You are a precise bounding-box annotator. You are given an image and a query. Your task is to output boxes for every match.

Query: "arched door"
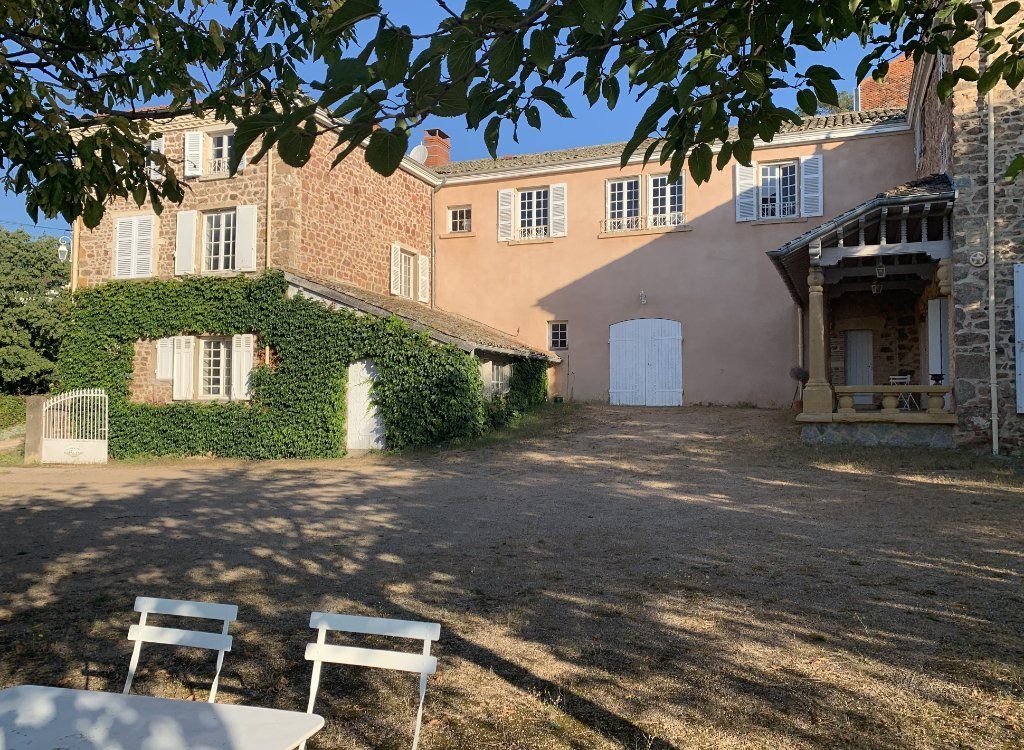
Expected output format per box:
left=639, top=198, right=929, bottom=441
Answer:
left=609, top=319, right=683, bottom=406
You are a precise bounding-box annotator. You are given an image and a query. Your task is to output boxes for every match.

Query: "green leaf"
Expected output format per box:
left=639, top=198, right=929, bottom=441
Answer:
left=529, top=29, right=556, bottom=71
left=321, top=0, right=381, bottom=38
left=1006, top=153, right=1024, bottom=180
left=489, top=33, right=524, bottom=81
left=978, top=61, right=1004, bottom=95
left=375, top=27, right=414, bottom=87
left=716, top=141, right=733, bottom=170
left=447, top=34, right=480, bottom=80
left=602, top=76, right=620, bottom=109
left=740, top=69, right=765, bottom=96
left=532, top=85, right=573, bottom=118
left=810, top=77, right=839, bottom=107
left=995, top=1, right=1020, bottom=22
left=364, top=127, right=409, bottom=176
left=796, top=89, right=818, bottom=115
left=688, top=143, right=712, bottom=183
left=484, top=116, right=501, bottom=157
left=232, top=111, right=283, bottom=172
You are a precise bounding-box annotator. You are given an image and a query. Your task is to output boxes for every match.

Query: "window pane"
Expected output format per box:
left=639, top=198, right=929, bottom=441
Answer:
left=201, top=340, right=232, bottom=397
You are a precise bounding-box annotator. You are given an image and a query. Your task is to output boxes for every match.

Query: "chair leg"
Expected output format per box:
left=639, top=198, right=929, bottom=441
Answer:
left=123, top=612, right=147, bottom=695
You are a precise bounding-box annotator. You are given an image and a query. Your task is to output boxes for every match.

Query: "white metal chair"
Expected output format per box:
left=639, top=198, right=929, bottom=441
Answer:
left=123, top=596, right=238, bottom=703
left=301, top=612, right=441, bottom=750
left=888, top=375, right=919, bottom=410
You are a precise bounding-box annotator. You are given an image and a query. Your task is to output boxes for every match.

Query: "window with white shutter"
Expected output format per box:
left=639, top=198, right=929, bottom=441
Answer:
left=648, top=174, right=685, bottom=228
left=175, top=210, right=197, bottom=275
left=760, top=162, right=799, bottom=219
left=171, top=334, right=256, bottom=401
left=146, top=137, right=164, bottom=181
left=234, top=205, right=258, bottom=271
left=390, top=243, right=402, bottom=294
left=389, top=244, right=417, bottom=299
left=735, top=163, right=757, bottom=222
left=203, top=209, right=237, bottom=271
left=418, top=254, right=430, bottom=303
left=799, top=154, right=823, bottom=217
left=156, top=338, right=174, bottom=380
left=549, top=183, right=568, bottom=237
left=113, top=215, right=156, bottom=278
left=497, top=189, right=515, bottom=241
left=172, top=336, right=196, bottom=400
left=184, top=132, right=204, bottom=177
left=231, top=334, right=255, bottom=400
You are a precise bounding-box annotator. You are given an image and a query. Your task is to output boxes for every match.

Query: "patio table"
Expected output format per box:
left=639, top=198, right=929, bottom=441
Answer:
left=0, top=685, right=324, bottom=750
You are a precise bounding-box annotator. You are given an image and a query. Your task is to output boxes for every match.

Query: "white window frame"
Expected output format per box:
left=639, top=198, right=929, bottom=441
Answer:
left=208, top=132, right=234, bottom=177
left=199, top=337, right=232, bottom=400
left=605, top=177, right=642, bottom=232
left=487, top=361, right=512, bottom=397
left=448, top=206, right=472, bottom=234
left=758, top=161, right=799, bottom=219
left=549, top=321, right=567, bottom=350
left=203, top=208, right=237, bottom=272
left=517, top=187, right=550, bottom=240
left=399, top=248, right=415, bottom=299
left=648, top=174, right=685, bottom=228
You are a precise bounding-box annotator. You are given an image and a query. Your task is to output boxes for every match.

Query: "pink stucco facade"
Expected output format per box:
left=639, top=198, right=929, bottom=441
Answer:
left=434, top=130, right=917, bottom=405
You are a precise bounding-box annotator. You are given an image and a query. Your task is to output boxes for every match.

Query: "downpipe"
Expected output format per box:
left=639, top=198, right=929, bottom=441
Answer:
left=986, top=9, right=1000, bottom=455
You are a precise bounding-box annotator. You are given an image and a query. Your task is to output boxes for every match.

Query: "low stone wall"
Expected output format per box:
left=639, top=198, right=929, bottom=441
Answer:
left=801, top=422, right=954, bottom=449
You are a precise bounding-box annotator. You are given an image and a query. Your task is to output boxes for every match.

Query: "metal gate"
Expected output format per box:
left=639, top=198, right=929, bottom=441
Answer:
left=41, top=388, right=108, bottom=464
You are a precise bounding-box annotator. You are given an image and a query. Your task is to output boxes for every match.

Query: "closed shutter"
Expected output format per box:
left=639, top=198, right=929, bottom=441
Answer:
left=735, top=163, right=757, bottom=222
left=175, top=210, right=197, bottom=275
left=497, top=189, right=514, bottom=241
left=147, top=136, right=164, bottom=181
left=231, top=334, right=255, bottom=400
left=1016, top=265, right=1024, bottom=413
left=172, top=336, right=196, bottom=400
left=156, top=338, right=174, bottom=380
left=235, top=205, right=258, bottom=271
left=550, top=183, right=568, bottom=237
left=134, top=215, right=155, bottom=277
left=390, top=243, right=402, bottom=294
left=184, top=132, right=204, bottom=177
left=800, top=154, right=823, bottom=217
left=115, top=218, right=135, bottom=277
left=417, top=254, right=430, bottom=303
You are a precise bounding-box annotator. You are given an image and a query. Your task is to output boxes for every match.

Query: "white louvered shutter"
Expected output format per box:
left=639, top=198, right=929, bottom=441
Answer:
left=497, top=189, right=515, bottom=241
left=184, top=132, right=204, bottom=177
left=156, top=338, right=174, bottom=380
left=115, top=218, right=135, bottom=277
left=175, top=210, right=197, bottom=275
left=800, top=154, right=823, bottom=217
left=231, top=333, right=255, bottom=400
left=235, top=205, right=258, bottom=271
left=735, top=163, right=757, bottom=222
left=550, top=183, right=568, bottom=237
left=133, top=215, right=155, bottom=277
left=147, top=137, right=164, bottom=181
left=417, top=254, right=430, bottom=303
left=390, top=243, right=402, bottom=294
left=172, top=336, right=196, bottom=400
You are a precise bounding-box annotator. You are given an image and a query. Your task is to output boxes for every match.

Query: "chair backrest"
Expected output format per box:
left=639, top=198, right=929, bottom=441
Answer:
left=123, top=596, right=238, bottom=702
left=303, top=612, right=441, bottom=750
left=889, top=375, right=912, bottom=385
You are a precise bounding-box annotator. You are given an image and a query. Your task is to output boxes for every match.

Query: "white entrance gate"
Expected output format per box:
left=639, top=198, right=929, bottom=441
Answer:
left=41, top=388, right=108, bottom=464
left=609, top=319, right=683, bottom=406
left=346, top=360, right=385, bottom=451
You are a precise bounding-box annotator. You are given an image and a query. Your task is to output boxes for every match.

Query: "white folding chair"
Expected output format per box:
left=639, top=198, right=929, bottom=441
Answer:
left=123, top=596, right=238, bottom=703
left=889, top=375, right=918, bottom=410
left=301, top=612, right=441, bottom=750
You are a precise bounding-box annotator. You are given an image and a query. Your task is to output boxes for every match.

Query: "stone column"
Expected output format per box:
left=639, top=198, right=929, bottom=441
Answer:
left=802, top=266, right=834, bottom=414
left=23, top=395, right=45, bottom=464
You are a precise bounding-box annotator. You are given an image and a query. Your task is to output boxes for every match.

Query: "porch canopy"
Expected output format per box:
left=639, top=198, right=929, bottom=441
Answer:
left=766, top=175, right=955, bottom=423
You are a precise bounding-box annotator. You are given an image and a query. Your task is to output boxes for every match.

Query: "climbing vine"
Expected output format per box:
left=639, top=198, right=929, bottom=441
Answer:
left=56, top=271, right=547, bottom=458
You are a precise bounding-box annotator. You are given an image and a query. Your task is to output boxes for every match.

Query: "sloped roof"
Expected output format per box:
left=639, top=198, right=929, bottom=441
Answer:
left=284, top=273, right=558, bottom=362
left=433, top=108, right=907, bottom=177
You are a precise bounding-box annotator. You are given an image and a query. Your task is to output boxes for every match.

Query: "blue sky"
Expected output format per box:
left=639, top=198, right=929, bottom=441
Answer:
left=2, top=2, right=870, bottom=237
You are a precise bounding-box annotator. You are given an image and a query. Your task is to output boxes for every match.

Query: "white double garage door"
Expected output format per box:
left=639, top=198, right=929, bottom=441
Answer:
left=609, top=318, right=683, bottom=406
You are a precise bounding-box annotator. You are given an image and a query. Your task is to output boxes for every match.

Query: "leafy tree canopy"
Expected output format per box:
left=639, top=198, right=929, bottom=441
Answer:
left=5, top=0, right=1023, bottom=227
left=0, top=230, right=70, bottom=393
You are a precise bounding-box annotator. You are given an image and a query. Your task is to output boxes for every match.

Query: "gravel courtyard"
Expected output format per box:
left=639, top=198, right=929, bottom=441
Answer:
left=1, top=405, right=1022, bottom=750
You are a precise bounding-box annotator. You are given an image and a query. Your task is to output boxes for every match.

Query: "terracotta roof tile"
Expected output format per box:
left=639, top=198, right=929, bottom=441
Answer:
left=433, top=108, right=907, bottom=177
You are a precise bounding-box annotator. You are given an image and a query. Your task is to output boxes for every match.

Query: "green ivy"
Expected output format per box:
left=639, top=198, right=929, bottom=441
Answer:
left=485, top=358, right=549, bottom=430
left=0, top=395, right=26, bottom=431
left=55, top=271, right=546, bottom=458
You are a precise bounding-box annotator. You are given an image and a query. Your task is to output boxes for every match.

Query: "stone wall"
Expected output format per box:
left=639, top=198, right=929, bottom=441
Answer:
left=278, top=135, right=434, bottom=297
left=828, top=290, right=922, bottom=387
left=943, top=3, right=1024, bottom=452
left=915, top=56, right=954, bottom=177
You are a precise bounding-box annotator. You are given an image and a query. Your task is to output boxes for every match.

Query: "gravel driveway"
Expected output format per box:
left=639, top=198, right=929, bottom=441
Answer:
left=1, top=405, right=1022, bottom=749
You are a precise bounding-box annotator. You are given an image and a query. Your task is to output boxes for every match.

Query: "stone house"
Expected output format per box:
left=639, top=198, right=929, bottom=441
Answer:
left=72, top=12, right=1024, bottom=452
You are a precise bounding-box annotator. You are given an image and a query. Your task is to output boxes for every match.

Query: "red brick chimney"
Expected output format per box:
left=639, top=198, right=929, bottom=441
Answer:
left=423, top=129, right=451, bottom=167
left=857, top=54, right=915, bottom=110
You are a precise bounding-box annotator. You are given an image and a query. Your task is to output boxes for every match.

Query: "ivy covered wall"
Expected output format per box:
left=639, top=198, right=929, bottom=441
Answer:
left=56, top=271, right=546, bottom=459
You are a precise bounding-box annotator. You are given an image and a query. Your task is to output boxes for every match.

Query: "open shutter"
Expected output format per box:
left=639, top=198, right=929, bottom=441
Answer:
left=231, top=334, right=255, bottom=400
left=735, top=163, right=757, bottom=222
left=390, top=243, right=402, bottom=294
left=147, top=137, right=164, bottom=181
left=1016, top=265, right=1024, bottom=413
left=115, top=218, right=135, bottom=277
left=417, top=254, right=430, bottom=303
left=156, top=338, right=174, bottom=380
left=172, top=336, right=196, bottom=400
left=235, top=205, right=258, bottom=271
left=497, top=189, right=514, bottom=241
left=550, top=183, right=568, bottom=237
left=133, top=215, right=155, bottom=277
left=175, top=210, right=197, bottom=275
left=800, top=154, right=823, bottom=217
left=184, top=132, right=204, bottom=177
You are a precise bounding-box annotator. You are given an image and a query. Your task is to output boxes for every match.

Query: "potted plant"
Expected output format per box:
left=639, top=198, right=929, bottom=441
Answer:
left=789, top=366, right=809, bottom=412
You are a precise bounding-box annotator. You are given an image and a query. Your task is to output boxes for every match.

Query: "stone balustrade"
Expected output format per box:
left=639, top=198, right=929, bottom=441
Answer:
left=834, top=385, right=952, bottom=417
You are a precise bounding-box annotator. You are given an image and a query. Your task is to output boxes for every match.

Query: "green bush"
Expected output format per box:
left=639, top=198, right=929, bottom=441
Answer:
left=485, top=359, right=549, bottom=430
left=56, top=271, right=546, bottom=459
left=0, top=395, right=25, bottom=431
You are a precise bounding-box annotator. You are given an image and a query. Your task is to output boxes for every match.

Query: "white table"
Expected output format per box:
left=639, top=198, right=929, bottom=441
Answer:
left=0, top=685, right=324, bottom=750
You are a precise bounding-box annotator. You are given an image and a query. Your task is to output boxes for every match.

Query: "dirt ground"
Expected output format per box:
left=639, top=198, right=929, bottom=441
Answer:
left=1, top=405, right=1023, bottom=750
